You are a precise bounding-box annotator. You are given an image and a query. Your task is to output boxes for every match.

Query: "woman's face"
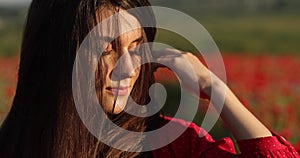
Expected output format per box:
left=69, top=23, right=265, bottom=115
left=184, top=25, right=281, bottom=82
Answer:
left=98, top=9, right=144, bottom=114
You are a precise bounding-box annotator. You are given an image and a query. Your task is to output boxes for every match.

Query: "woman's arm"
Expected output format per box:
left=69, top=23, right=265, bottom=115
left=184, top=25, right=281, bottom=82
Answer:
left=203, top=75, right=272, bottom=140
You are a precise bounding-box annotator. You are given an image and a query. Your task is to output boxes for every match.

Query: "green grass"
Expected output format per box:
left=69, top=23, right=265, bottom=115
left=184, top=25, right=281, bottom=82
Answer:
left=0, top=7, right=25, bottom=57
left=0, top=28, right=22, bottom=56
left=0, top=77, right=10, bottom=113
left=155, top=13, right=300, bottom=54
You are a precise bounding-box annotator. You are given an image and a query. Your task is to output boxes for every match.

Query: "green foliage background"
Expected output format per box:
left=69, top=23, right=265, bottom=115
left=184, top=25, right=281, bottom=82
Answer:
left=1, top=1, right=300, bottom=56
left=0, top=6, right=26, bottom=56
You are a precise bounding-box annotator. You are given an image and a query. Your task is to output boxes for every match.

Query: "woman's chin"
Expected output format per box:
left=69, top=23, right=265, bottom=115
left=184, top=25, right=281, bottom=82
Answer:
left=111, top=106, right=124, bottom=114
left=101, top=103, right=126, bottom=115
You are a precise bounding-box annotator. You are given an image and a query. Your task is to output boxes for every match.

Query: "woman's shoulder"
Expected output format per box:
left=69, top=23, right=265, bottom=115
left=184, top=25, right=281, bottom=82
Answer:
left=151, top=115, right=220, bottom=157
left=153, top=115, right=300, bottom=157
left=159, top=115, right=208, bottom=136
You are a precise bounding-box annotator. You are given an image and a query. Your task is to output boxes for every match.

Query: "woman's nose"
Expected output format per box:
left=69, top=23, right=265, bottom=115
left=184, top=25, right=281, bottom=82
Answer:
left=111, top=51, right=137, bottom=81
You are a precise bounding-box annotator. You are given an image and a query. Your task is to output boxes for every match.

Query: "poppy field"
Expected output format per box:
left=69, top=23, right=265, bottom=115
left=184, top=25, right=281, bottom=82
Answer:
left=0, top=53, right=300, bottom=152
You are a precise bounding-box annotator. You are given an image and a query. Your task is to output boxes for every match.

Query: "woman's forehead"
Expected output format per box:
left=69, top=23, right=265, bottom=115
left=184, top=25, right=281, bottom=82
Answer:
left=95, top=7, right=143, bottom=44
left=97, top=7, right=142, bottom=31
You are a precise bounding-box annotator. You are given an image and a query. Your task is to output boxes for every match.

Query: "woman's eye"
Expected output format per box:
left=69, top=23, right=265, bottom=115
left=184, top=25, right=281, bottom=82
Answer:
left=102, top=43, right=114, bottom=56
left=102, top=49, right=113, bottom=56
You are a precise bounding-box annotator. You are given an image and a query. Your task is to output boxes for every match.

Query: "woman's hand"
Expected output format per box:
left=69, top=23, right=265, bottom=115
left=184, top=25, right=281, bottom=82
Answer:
left=152, top=48, right=212, bottom=96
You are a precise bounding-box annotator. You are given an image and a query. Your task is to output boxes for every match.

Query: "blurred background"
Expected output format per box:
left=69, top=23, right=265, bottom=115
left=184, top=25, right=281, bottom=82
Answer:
left=0, top=0, right=299, bottom=152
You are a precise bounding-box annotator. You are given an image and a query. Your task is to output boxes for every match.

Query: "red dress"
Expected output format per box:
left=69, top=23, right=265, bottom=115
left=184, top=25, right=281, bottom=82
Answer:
left=150, top=116, right=299, bottom=158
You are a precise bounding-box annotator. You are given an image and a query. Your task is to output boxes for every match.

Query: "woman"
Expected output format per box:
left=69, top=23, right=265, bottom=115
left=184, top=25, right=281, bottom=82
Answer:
left=0, top=0, right=299, bottom=157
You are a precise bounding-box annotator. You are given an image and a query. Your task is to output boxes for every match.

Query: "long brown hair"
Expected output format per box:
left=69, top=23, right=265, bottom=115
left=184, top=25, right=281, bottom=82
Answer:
left=0, top=0, right=159, bottom=157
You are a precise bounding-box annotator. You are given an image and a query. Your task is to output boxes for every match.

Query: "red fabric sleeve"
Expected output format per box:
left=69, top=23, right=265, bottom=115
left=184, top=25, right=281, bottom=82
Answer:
left=236, top=131, right=300, bottom=157
left=151, top=116, right=300, bottom=158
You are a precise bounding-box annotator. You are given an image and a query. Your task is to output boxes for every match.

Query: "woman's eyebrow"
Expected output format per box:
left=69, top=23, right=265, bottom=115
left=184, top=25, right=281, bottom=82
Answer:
left=132, top=36, right=143, bottom=44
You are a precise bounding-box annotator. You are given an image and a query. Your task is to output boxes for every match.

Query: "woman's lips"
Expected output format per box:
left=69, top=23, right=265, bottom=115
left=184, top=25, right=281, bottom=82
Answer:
left=106, top=86, right=129, bottom=96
